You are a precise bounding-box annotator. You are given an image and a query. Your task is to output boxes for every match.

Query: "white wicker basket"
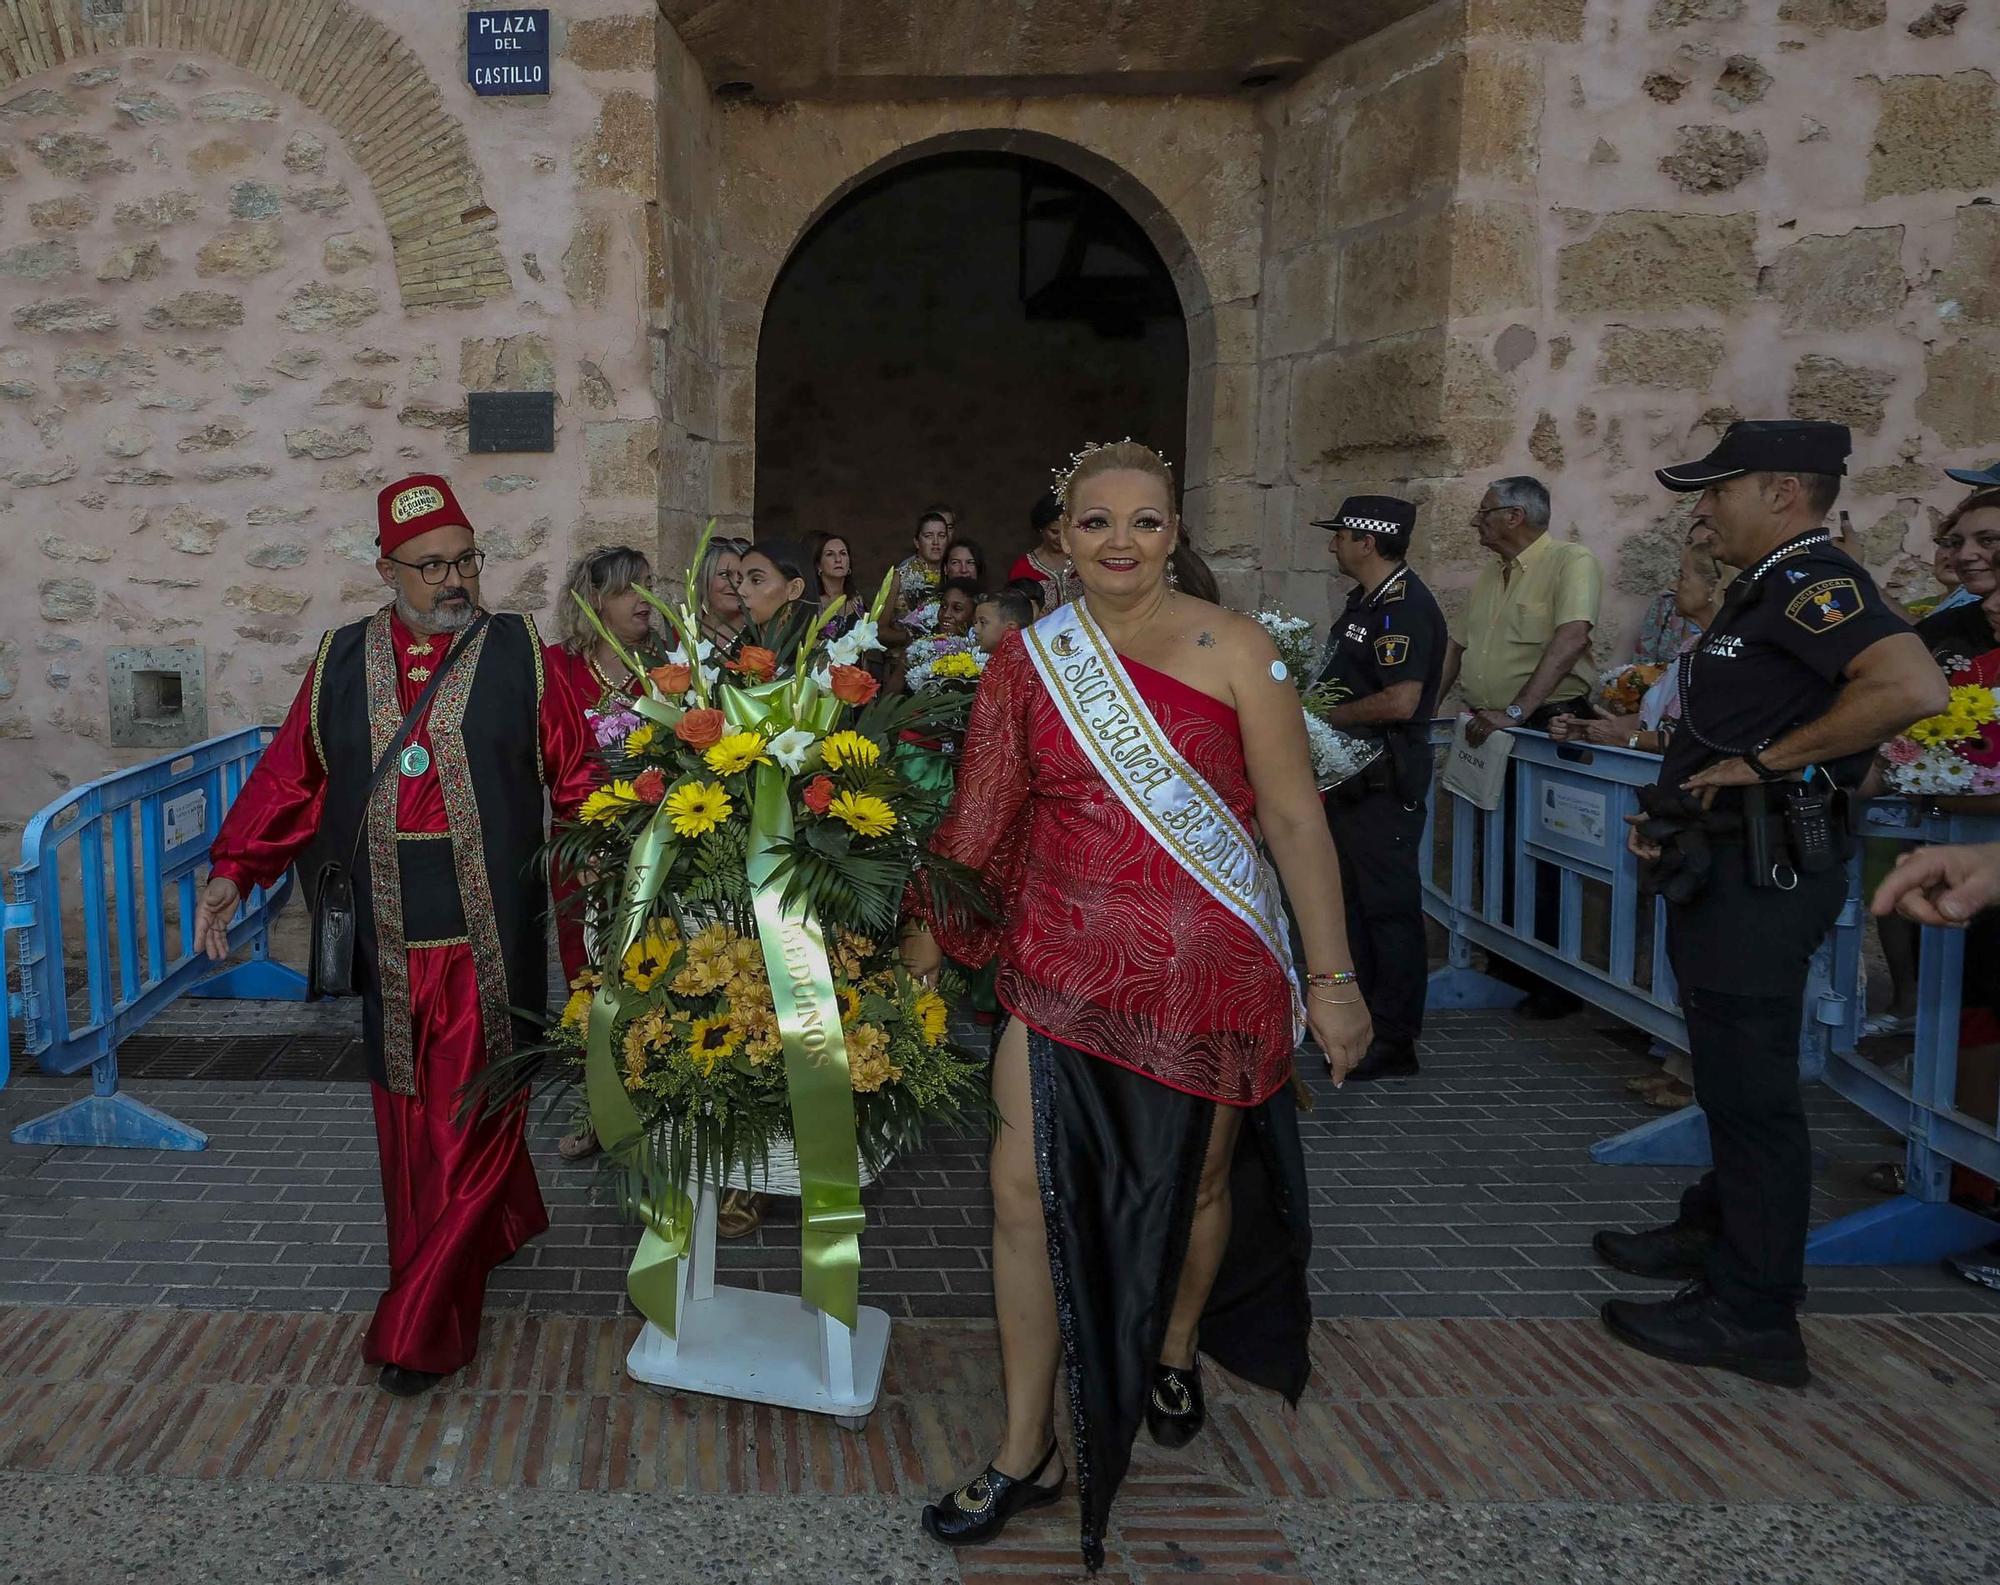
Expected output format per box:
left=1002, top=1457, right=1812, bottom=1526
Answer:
left=715, top=1138, right=883, bottom=1195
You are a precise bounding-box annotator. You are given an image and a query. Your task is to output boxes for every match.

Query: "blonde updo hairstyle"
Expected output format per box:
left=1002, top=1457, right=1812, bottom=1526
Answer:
left=1056, top=440, right=1220, bottom=604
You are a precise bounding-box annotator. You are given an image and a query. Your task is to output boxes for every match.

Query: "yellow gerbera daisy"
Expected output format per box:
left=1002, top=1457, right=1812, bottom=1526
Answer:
left=819, top=731, right=881, bottom=772
left=704, top=731, right=771, bottom=776
left=827, top=790, right=897, bottom=837
left=578, top=779, right=639, bottom=824
left=914, top=989, right=949, bottom=1046
left=624, top=722, right=658, bottom=755
left=664, top=780, right=732, bottom=837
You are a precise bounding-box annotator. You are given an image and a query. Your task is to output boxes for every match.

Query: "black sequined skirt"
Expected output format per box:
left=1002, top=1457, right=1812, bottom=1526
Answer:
left=1027, top=1030, right=1313, bottom=1573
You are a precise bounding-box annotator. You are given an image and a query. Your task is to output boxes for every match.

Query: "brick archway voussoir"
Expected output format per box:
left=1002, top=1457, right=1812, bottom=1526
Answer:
left=0, top=0, right=509, bottom=310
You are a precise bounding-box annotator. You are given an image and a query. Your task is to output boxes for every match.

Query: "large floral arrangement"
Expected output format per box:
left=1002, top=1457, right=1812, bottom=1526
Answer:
left=1598, top=662, right=1665, bottom=716
left=485, top=528, right=987, bottom=1334
left=1882, top=649, right=2000, bottom=796
left=1252, top=608, right=1386, bottom=791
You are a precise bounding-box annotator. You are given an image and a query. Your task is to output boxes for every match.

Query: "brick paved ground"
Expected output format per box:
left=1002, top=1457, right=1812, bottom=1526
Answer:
left=6, top=1004, right=1999, bottom=1583
left=1, top=1305, right=1996, bottom=1583
left=3, top=1009, right=1993, bottom=1320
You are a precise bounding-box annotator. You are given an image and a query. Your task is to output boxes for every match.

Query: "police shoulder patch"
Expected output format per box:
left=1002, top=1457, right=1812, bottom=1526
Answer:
left=1374, top=634, right=1410, bottom=666
left=1783, top=576, right=1862, bottom=633
left=1380, top=582, right=1406, bottom=603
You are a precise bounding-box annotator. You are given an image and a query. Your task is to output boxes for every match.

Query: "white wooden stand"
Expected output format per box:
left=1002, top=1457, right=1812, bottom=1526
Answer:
left=623, top=1182, right=891, bottom=1429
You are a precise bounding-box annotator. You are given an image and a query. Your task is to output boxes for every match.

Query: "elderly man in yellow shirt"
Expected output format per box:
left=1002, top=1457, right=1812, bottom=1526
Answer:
left=1438, top=474, right=1605, bottom=1020
left=1440, top=476, right=1603, bottom=746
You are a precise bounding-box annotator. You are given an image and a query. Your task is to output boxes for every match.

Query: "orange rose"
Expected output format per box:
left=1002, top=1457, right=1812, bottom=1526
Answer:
left=632, top=768, right=667, bottom=804
left=828, top=664, right=879, bottom=706
left=649, top=662, right=692, bottom=695
left=801, top=775, right=835, bottom=815
left=730, top=646, right=778, bottom=682
left=675, top=708, right=725, bottom=750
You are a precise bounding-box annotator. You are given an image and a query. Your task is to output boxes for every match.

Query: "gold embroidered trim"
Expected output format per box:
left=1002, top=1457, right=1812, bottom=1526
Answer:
left=306, top=627, right=337, bottom=772
left=393, top=829, right=453, bottom=841
left=406, top=934, right=471, bottom=950
left=361, top=611, right=416, bottom=1096
left=429, top=619, right=513, bottom=1067
left=524, top=612, right=547, bottom=788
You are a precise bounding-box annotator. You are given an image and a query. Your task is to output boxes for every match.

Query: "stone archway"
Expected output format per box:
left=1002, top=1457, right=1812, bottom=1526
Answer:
left=0, top=0, right=509, bottom=308
left=752, top=147, right=1194, bottom=574
left=707, top=111, right=1265, bottom=587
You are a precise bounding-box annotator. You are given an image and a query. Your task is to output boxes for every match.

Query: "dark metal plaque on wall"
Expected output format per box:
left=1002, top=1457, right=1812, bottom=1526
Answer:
left=467, top=391, right=556, bottom=453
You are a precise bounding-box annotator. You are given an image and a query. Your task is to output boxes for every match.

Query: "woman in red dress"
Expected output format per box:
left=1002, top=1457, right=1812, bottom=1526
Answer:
left=1008, top=488, right=1072, bottom=608
left=544, top=546, right=659, bottom=1160
left=906, top=442, right=1370, bottom=1570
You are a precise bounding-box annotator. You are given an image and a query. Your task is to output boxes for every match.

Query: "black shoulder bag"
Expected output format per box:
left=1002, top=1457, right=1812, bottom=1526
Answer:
left=307, top=613, right=489, bottom=1000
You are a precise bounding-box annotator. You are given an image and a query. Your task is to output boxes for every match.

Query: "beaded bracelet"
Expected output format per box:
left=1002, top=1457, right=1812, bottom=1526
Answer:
left=1306, top=970, right=1358, bottom=987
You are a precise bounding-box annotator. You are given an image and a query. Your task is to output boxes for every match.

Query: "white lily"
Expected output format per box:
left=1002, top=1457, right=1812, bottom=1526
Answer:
left=826, top=626, right=884, bottom=666
left=665, top=636, right=717, bottom=668
left=808, top=664, right=834, bottom=694
left=767, top=727, right=818, bottom=774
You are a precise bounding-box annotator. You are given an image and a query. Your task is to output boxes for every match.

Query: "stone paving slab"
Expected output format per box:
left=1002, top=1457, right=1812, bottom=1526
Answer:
left=3, top=1011, right=1995, bottom=1321
left=2, top=1306, right=1997, bottom=1584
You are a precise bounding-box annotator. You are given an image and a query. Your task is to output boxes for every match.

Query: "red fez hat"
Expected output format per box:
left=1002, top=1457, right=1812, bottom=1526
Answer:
left=376, top=474, right=473, bottom=556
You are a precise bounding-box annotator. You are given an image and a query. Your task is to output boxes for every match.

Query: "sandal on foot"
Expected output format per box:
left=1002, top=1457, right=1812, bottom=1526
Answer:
left=1146, top=1359, right=1206, bottom=1449
left=921, top=1443, right=1065, bottom=1547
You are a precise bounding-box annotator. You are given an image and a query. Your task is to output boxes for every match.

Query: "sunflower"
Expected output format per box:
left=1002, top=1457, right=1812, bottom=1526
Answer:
left=827, top=790, right=897, bottom=837
left=664, top=780, right=733, bottom=837
left=818, top=730, right=881, bottom=772
left=914, top=989, right=949, bottom=1046
left=704, top=731, right=771, bottom=776
left=835, top=984, right=863, bottom=1023
left=622, top=923, right=677, bottom=992
left=688, top=1015, right=740, bottom=1074
left=624, top=722, right=658, bottom=756
left=579, top=779, right=640, bottom=824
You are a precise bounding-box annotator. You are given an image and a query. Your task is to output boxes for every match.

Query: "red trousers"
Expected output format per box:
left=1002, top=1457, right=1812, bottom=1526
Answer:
left=362, top=945, right=548, bottom=1374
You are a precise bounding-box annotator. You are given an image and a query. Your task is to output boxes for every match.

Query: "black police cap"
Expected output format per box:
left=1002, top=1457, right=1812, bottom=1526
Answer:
left=1655, top=420, right=1851, bottom=493
left=1310, top=494, right=1418, bottom=536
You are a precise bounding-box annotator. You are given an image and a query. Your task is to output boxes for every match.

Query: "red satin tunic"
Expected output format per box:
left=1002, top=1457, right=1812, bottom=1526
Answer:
left=925, top=633, right=1293, bottom=1107
left=208, top=609, right=597, bottom=1375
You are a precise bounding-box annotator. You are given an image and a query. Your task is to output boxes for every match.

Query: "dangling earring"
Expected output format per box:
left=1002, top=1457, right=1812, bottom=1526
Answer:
left=1166, top=559, right=1181, bottom=591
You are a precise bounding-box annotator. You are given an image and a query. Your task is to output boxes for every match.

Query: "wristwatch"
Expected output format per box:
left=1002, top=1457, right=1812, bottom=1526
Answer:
left=1626, top=732, right=1642, bottom=750
left=1503, top=704, right=1525, bottom=723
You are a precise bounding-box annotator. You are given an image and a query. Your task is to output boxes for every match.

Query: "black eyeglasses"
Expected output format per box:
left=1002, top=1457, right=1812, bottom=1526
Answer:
left=386, top=549, right=485, bottom=584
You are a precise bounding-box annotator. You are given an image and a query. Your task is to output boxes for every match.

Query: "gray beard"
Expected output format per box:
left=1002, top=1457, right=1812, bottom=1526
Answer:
left=396, top=592, right=475, bottom=633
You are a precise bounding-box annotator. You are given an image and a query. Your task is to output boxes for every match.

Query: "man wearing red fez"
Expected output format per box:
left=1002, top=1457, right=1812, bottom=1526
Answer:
left=196, top=474, right=597, bottom=1397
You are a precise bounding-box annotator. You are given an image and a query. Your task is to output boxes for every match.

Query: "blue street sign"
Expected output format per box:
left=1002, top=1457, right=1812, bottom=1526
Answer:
left=468, top=9, right=550, bottom=96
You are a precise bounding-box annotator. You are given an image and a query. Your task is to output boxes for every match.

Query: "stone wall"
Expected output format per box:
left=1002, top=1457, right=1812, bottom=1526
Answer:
left=0, top=0, right=659, bottom=844
left=1259, top=0, right=2000, bottom=649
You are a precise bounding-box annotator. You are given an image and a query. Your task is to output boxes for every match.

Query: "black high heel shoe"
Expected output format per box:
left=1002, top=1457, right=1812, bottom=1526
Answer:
left=921, top=1442, right=1065, bottom=1547
left=1146, top=1359, right=1205, bottom=1449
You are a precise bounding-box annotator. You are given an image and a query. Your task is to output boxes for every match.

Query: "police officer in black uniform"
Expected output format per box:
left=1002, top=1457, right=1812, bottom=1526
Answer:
left=1311, top=495, right=1447, bottom=1082
left=1593, top=421, right=1947, bottom=1387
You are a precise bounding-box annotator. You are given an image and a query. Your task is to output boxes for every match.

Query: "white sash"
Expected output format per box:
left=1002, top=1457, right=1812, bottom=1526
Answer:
left=1023, top=601, right=1305, bottom=1041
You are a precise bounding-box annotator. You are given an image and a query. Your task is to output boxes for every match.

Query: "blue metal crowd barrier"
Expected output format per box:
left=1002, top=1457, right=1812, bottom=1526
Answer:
left=6, top=726, right=308, bottom=1151
left=1420, top=724, right=2000, bottom=1264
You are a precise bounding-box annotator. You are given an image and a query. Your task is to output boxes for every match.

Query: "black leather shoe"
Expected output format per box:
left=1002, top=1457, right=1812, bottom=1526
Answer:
left=1345, top=1043, right=1419, bottom=1083
left=1592, top=1221, right=1716, bottom=1281
left=922, top=1443, right=1065, bottom=1547
left=1601, top=1281, right=1809, bottom=1388
left=1146, top=1359, right=1206, bottom=1449
left=377, top=1364, right=445, bottom=1398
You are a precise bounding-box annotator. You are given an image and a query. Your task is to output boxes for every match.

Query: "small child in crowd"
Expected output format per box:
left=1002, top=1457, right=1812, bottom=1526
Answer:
left=975, top=588, right=1034, bottom=653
